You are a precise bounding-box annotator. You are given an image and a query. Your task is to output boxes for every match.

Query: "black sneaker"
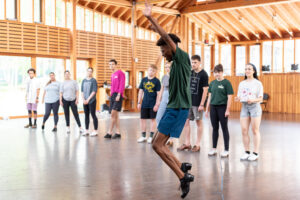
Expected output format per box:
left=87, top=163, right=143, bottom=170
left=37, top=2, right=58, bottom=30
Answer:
left=104, top=133, right=112, bottom=139
left=112, top=133, right=121, bottom=139
left=41, top=125, right=45, bottom=130
left=181, top=163, right=192, bottom=173
left=52, top=127, right=57, bottom=132
left=180, top=173, right=194, bottom=199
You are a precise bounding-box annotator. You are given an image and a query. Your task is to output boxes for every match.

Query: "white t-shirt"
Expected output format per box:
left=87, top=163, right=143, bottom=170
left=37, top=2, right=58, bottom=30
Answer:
left=237, top=79, right=263, bottom=103
left=26, top=77, right=40, bottom=103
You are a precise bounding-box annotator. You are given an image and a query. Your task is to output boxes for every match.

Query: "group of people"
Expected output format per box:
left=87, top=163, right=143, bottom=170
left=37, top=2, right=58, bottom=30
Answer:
left=23, top=1, right=264, bottom=198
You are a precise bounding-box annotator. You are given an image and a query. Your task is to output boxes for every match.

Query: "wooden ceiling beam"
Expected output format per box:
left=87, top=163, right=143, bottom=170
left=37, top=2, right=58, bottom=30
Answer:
left=88, top=0, right=131, bottom=7
left=182, top=0, right=300, bottom=14
left=110, top=6, right=120, bottom=16
left=118, top=8, right=129, bottom=19
left=239, top=9, right=271, bottom=38
left=136, top=5, right=179, bottom=15
left=84, top=0, right=91, bottom=7
left=281, top=4, right=300, bottom=31
left=94, top=2, right=101, bottom=10
left=136, top=0, right=171, bottom=4
left=263, top=6, right=292, bottom=36
left=205, top=12, right=240, bottom=40
left=160, top=16, right=175, bottom=28
left=141, top=13, right=160, bottom=28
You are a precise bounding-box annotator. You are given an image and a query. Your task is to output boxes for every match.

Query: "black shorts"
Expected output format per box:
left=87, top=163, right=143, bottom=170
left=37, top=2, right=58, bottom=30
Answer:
left=109, top=93, right=123, bottom=113
left=141, top=108, right=157, bottom=119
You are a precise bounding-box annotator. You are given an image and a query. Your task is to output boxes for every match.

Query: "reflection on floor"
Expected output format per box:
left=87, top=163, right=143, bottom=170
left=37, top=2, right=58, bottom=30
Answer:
left=0, top=112, right=300, bottom=200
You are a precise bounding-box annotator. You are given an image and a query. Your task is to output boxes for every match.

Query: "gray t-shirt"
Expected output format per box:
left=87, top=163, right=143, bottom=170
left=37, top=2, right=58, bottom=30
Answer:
left=161, top=75, right=169, bottom=91
left=81, top=78, right=98, bottom=104
left=44, top=81, right=60, bottom=103
left=237, top=79, right=263, bottom=103
left=60, top=80, right=78, bottom=101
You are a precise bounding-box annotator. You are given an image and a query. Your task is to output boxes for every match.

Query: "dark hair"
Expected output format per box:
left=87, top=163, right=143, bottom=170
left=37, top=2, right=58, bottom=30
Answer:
left=213, top=64, right=223, bottom=73
left=46, top=72, right=55, bottom=86
left=64, top=70, right=70, bottom=74
left=27, top=68, right=36, bottom=74
left=191, top=55, right=201, bottom=62
left=156, top=33, right=181, bottom=46
left=149, top=64, right=158, bottom=71
left=87, top=67, right=94, bottom=72
left=109, top=59, right=117, bottom=65
left=245, top=63, right=259, bottom=80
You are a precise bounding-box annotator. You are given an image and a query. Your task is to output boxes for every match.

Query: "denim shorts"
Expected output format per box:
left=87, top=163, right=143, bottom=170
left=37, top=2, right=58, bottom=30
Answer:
left=240, top=103, right=262, bottom=118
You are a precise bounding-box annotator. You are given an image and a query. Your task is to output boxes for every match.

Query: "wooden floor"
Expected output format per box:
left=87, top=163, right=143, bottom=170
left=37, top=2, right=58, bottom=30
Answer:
left=0, top=112, right=300, bottom=200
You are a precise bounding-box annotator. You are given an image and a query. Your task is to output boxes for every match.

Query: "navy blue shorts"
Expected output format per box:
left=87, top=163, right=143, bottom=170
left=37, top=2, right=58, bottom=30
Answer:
left=157, top=108, right=189, bottom=138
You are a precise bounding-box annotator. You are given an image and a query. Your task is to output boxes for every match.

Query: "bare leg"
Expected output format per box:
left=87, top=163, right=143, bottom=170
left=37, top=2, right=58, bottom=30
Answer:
left=240, top=117, right=251, bottom=151
left=152, top=132, right=184, bottom=179
left=141, top=119, right=146, bottom=133
left=150, top=119, right=156, bottom=133
left=115, top=111, right=120, bottom=134
left=109, top=110, right=117, bottom=134
left=195, top=120, right=203, bottom=146
left=251, top=116, right=262, bottom=153
left=184, top=119, right=191, bottom=146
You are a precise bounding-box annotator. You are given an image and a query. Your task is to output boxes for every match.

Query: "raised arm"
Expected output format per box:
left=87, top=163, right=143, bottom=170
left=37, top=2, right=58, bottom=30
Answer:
left=143, top=0, right=176, bottom=53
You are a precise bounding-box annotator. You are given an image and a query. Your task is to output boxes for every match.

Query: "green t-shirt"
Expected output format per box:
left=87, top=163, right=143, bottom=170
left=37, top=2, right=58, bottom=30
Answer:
left=208, top=79, right=234, bottom=105
left=168, top=47, right=192, bottom=109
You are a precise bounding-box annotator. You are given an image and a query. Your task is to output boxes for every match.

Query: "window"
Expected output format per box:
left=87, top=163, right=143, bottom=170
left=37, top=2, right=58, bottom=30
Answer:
left=45, top=0, right=55, bottom=26
left=250, top=45, right=260, bottom=75
left=295, top=39, right=300, bottom=72
left=76, top=60, right=89, bottom=110
left=138, top=28, right=144, bottom=39
left=151, top=32, right=156, bottom=41
left=102, top=15, right=109, bottom=34
left=21, top=0, right=33, bottom=23
left=0, top=56, right=31, bottom=117
left=195, top=44, right=201, bottom=57
left=118, top=20, right=123, bottom=36
left=235, top=46, right=246, bottom=76
left=215, top=42, right=219, bottom=65
left=0, top=0, right=4, bottom=20
left=6, top=0, right=17, bottom=20
left=221, top=44, right=231, bottom=76
left=94, top=13, right=101, bottom=33
left=66, top=2, right=73, bottom=29
left=76, top=6, right=84, bottom=30
left=34, top=0, right=41, bottom=23
left=125, top=23, right=130, bottom=37
left=125, top=71, right=130, bottom=87
left=85, top=9, right=93, bottom=32
left=145, top=30, right=150, bottom=40
left=56, top=0, right=65, bottom=27
left=273, top=40, right=283, bottom=73
left=263, top=41, right=272, bottom=71
left=284, top=40, right=294, bottom=72
left=137, top=71, right=144, bottom=88
left=204, top=46, right=211, bottom=76
left=111, top=18, right=116, bottom=35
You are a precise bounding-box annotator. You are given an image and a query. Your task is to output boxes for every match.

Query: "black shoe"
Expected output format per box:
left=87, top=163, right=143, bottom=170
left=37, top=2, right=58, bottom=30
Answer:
left=52, top=127, right=57, bottom=132
left=104, top=133, right=112, bottom=139
left=112, top=133, right=121, bottom=139
left=181, top=163, right=192, bottom=173
left=180, top=173, right=194, bottom=199
left=41, top=125, right=45, bottom=130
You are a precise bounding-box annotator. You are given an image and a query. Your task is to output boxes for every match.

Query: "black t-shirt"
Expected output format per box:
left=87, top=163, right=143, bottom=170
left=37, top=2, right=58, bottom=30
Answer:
left=190, top=69, right=209, bottom=106
left=139, top=77, right=161, bottom=108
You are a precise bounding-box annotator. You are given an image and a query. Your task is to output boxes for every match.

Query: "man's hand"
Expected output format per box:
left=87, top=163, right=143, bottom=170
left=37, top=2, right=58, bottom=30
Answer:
left=143, top=0, right=152, bottom=17
left=225, top=110, right=230, bottom=117
left=60, top=100, right=63, bottom=106
left=198, top=105, right=204, bottom=112
left=116, top=94, right=120, bottom=102
left=137, top=103, right=141, bottom=111
left=234, top=96, right=240, bottom=102
left=153, top=104, right=159, bottom=112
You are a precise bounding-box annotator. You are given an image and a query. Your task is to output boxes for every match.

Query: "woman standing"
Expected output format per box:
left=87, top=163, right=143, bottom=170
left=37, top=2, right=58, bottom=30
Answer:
left=60, top=70, right=84, bottom=134
left=81, top=67, right=98, bottom=137
left=42, top=72, right=60, bottom=132
left=235, top=63, right=263, bottom=161
left=205, top=64, right=234, bottom=158
left=155, top=62, right=173, bottom=146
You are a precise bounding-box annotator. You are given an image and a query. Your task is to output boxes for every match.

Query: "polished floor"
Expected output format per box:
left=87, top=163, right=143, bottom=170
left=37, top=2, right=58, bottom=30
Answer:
left=0, top=112, right=300, bottom=200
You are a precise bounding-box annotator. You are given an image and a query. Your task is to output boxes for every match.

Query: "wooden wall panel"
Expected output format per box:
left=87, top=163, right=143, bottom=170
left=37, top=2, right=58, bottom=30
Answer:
left=210, top=73, right=300, bottom=114
left=0, top=20, right=70, bottom=56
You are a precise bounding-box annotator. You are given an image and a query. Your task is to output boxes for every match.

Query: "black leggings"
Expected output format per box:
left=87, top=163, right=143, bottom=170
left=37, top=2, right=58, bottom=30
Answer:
left=43, top=101, right=59, bottom=125
left=83, top=100, right=98, bottom=130
left=62, top=98, right=81, bottom=127
left=210, top=105, right=230, bottom=151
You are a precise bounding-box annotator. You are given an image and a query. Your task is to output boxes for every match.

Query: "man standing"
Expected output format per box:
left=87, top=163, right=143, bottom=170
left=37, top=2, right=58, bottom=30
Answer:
left=104, top=59, right=125, bottom=139
left=144, top=0, right=194, bottom=198
left=24, top=68, right=40, bottom=129
left=178, top=55, right=209, bottom=152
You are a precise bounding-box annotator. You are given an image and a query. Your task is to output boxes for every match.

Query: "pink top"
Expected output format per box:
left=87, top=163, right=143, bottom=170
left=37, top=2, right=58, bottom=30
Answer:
left=110, top=70, right=125, bottom=97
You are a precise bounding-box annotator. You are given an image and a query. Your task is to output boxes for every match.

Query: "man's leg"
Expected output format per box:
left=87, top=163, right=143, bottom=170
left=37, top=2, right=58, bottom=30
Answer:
left=115, top=111, right=120, bottom=134
left=152, top=132, right=184, bottom=179
left=108, top=110, right=117, bottom=134
left=195, top=119, right=203, bottom=147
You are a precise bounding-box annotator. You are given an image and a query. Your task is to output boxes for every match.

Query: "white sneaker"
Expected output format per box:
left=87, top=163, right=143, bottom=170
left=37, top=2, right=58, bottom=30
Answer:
left=137, top=136, right=147, bottom=143
left=240, top=153, right=251, bottom=161
left=90, top=131, right=98, bottom=137
left=147, top=137, right=153, bottom=144
left=66, top=127, right=71, bottom=134
left=79, top=128, right=84, bottom=133
left=208, top=149, right=217, bottom=156
left=220, top=151, right=229, bottom=158
left=248, top=154, right=259, bottom=161
left=82, top=131, right=89, bottom=136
